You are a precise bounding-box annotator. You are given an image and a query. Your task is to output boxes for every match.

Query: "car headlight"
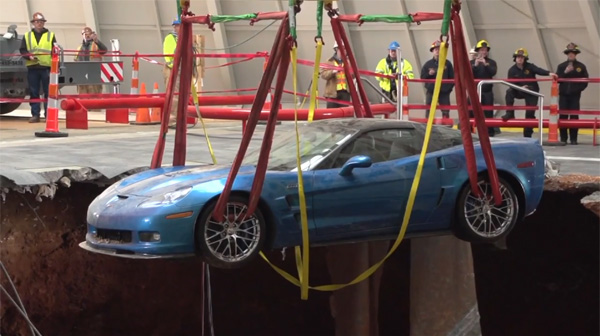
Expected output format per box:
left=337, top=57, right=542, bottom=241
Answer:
left=137, top=187, right=192, bottom=208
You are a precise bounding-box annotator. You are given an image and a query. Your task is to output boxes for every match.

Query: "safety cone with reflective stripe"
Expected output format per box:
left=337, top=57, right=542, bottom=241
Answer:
left=150, top=82, right=161, bottom=123
left=35, top=51, right=68, bottom=137
left=131, top=82, right=159, bottom=125
left=401, top=79, right=409, bottom=120
left=543, top=79, right=565, bottom=146
left=129, top=53, right=140, bottom=118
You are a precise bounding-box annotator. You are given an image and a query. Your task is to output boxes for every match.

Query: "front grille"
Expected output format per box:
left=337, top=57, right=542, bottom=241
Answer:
left=94, top=229, right=132, bottom=244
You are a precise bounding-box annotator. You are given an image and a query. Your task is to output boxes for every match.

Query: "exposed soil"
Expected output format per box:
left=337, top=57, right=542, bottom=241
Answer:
left=0, top=181, right=597, bottom=336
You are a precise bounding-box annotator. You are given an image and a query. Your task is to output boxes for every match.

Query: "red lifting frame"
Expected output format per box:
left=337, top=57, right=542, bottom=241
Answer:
left=450, top=4, right=501, bottom=203
left=212, top=15, right=291, bottom=221
left=330, top=17, right=373, bottom=118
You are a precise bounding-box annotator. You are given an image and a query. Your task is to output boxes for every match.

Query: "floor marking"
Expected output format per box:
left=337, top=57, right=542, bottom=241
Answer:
left=546, top=156, right=600, bottom=162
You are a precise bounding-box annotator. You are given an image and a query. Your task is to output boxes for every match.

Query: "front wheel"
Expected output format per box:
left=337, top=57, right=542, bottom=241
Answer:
left=196, top=196, right=266, bottom=269
left=454, top=177, right=519, bottom=243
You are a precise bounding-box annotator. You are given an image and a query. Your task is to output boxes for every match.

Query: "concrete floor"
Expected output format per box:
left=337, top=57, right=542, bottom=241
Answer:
left=0, top=109, right=598, bottom=186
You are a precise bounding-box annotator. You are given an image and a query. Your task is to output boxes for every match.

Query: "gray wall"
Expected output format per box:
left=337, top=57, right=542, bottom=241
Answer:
left=2, top=0, right=598, bottom=110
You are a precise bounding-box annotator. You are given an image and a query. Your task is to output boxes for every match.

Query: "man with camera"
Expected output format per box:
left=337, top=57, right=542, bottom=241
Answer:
left=470, top=39, right=498, bottom=136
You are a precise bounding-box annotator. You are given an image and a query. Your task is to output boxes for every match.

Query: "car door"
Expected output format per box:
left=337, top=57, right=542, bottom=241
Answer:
left=310, top=129, right=441, bottom=239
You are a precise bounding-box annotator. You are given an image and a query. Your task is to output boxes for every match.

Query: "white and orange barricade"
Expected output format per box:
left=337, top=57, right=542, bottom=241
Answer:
left=35, top=49, right=68, bottom=137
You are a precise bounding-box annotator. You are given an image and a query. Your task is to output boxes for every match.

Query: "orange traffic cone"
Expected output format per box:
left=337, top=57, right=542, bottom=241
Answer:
left=150, top=82, right=161, bottom=123
left=130, top=82, right=159, bottom=125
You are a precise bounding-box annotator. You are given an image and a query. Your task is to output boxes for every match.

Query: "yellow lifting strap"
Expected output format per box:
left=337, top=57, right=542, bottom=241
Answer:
left=308, top=39, right=323, bottom=122
left=191, top=82, right=217, bottom=165
left=260, top=41, right=450, bottom=299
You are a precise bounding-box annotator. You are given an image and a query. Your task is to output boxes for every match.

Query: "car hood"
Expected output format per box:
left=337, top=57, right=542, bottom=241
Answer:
left=115, top=164, right=256, bottom=197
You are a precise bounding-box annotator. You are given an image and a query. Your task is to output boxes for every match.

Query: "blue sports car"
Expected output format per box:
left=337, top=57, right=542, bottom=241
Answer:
left=80, top=119, right=545, bottom=268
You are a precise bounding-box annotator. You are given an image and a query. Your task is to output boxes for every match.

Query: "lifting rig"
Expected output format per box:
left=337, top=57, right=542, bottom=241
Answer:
left=151, top=0, right=500, bottom=332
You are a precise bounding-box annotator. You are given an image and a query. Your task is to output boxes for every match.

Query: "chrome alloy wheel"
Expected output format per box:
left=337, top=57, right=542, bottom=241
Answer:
left=204, top=201, right=262, bottom=263
left=462, top=180, right=518, bottom=238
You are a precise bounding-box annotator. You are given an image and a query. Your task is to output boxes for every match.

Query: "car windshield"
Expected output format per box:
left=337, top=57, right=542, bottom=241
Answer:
left=245, top=124, right=358, bottom=171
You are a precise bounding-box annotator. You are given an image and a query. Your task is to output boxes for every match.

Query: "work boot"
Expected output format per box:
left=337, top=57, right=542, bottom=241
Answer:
left=28, top=116, right=40, bottom=123
left=501, top=112, right=515, bottom=121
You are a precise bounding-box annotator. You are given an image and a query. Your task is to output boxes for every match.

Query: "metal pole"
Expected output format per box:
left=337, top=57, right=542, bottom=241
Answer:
left=539, top=97, right=544, bottom=145
left=397, top=46, right=403, bottom=120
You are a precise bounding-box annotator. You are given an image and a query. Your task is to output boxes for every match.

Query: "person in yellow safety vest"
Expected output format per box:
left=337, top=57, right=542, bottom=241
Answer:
left=321, top=41, right=351, bottom=108
left=19, top=12, right=57, bottom=123
left=375, top=41, right=414, bottom=102
left=75, top=27, right=107, bottom=95
left=162, top=19, right=198, bottom=128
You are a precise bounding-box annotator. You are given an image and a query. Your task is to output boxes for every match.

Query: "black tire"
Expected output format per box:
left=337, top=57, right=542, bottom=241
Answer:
left=0, top=102, right=22, bottom=115
left=454, top=176, right=519, bottom=243
left=196, top=195, right=266, bottom=269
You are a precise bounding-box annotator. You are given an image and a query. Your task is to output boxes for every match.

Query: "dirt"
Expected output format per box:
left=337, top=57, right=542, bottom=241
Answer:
left=0, top=179, right=598, bottom=336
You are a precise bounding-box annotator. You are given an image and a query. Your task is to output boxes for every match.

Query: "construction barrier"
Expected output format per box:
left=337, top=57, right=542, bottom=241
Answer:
left=150, top=82, right=161, bottom=123
left=131, top=83, right=160, bottom=125
left=544, top=79, right=563, bottom=146
left=35, top=49, right=68, bottom=138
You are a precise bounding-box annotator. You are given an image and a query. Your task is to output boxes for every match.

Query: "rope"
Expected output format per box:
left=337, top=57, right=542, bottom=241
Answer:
left=1, top=261, right=41, bottom=336
left=203, top=20, right=278, bottom=51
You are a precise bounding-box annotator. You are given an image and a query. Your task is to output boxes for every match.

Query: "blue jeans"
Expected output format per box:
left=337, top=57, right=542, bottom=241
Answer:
left=27, top=67, right=50, bottom=117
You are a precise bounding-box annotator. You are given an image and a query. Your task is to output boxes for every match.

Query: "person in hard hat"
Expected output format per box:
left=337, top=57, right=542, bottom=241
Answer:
left=420, top=40, right=454, bottom=118
left=502, top=47, right=557, bottom=138
left=556, top=42, right=589, bottom=145
left=375, top=41, right=414, bottom=102
left=75, top=27, right=107, bottom=95
left=321, top=41, right=351, bottom=108
left=162, top=19, right=199, bottom=128
left=470, top=39, right=498, bottom=136
left=19, top=12, right=57, bottom=123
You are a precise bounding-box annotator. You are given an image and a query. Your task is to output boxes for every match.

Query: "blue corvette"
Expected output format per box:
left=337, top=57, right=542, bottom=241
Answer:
left=80, top=119, right=545, bottom=268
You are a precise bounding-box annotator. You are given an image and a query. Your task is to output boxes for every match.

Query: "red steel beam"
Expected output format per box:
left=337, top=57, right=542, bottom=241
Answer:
left=61, top=95, right=256, bottom=110
left=469, top=118, right=599, bottom=129
left=181, top=103, right=395, bottom=120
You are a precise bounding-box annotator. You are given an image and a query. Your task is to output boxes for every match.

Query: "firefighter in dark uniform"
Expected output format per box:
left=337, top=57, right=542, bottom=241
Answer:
left=501, top=48, right=557, bottom=138
left=556, top=42, right=589, bottom=145
left=470, top=39, right=497, bottom=136
left=420, top=40, right=454, bottom=118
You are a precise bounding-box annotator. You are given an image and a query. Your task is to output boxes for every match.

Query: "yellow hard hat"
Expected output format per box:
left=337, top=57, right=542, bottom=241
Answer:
left=475, top=39, right=490, bottom=51
left=513, top=48, right=529, bottom=60
left=563, top=42, right=581, bottom=55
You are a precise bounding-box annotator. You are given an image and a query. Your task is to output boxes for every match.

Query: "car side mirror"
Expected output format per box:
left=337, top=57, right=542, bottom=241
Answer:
left=339, top=155, right=372, bottom=176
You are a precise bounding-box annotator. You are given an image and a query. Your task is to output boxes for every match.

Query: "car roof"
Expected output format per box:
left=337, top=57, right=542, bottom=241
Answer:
left=308, top=118, right=418, bottom=132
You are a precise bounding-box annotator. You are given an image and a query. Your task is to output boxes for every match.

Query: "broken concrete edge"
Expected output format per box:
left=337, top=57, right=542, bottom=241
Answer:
left=0, top=166, right=150, bottom=202
left=0, top=168, right=598, bottom=206
left=545, top=174, right=600, bottom=217
left=581, top=191, right=600, bottom=217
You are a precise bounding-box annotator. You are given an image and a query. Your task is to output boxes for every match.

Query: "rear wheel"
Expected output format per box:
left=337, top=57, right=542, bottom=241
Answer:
left=196, top=196, right=266, bottom=269
left=0, top=102, right=21, bottom=115
left=454, top=177, right=519, bottom=243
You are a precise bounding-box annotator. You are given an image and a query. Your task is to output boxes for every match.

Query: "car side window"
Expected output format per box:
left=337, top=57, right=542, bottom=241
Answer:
left=331, top=129, right=419, bottom=168
left=428, top=126, right=464, bottom=151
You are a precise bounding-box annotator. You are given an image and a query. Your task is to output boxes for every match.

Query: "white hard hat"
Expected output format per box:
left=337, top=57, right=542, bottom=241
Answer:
left=333, top=41, right=339, bottom=49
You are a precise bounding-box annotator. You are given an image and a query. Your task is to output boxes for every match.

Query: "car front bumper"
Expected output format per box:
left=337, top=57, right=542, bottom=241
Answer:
left=79, top=241, right=195, bottom=259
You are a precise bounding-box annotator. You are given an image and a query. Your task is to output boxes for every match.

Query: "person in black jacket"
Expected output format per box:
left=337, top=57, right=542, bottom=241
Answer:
left=501, top=48, right=557, bottom=137
left=421, top=40, right=454, bottom=118
left=556, top=43, right=589, bottom=145
left=470, top=39, right=498, bottom=136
